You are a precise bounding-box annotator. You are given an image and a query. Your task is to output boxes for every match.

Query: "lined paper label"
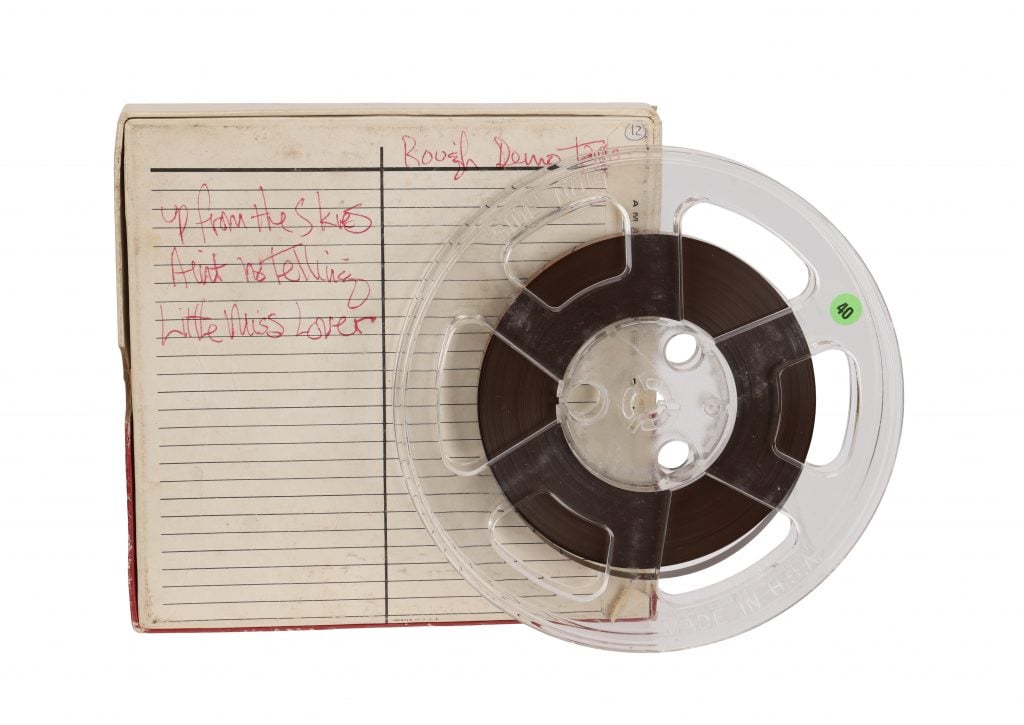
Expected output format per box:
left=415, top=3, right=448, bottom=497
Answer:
left=123, top=113, right=658, bottom=629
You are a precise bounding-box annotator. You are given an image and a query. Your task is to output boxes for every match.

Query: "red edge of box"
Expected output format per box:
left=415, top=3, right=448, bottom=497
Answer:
left=127, top=421, right=141, bottom=630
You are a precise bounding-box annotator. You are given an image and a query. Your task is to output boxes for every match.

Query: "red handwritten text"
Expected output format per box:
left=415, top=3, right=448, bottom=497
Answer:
left=235, top=243, right=371, bottom=309
left=159, top=301, right=377, bottom=346
left=494, top=137, right=562, bottom=168
left=160, top=184, right=372, bottom=244
left=159, top=302, right=222, bottom=345
left=556, top=137, right=618, bottom=163
left=169, top=247, right=226, bottom=287
left=402, top=131, right=478, bottom=180
left=294, top=301, right=377, bottom=340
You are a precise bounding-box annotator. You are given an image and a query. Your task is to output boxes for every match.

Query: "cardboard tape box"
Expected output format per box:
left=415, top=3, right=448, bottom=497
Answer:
left=115, top=103, right=661, bottom=631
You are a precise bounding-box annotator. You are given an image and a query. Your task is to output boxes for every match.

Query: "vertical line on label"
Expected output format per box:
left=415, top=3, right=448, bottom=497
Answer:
left=379, top=146, right=389, bottom=622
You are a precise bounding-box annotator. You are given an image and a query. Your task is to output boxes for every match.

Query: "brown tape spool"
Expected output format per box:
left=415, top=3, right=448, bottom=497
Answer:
left=477, top=234, right=816, bottom=574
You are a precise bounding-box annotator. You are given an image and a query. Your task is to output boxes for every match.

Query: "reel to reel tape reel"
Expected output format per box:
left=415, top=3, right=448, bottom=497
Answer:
left=394, top=147, right=902, bottom=652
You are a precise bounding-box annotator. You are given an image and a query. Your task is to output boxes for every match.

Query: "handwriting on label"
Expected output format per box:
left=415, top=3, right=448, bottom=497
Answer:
left=401, top=131, right=620, bottom=179
left=160, top=184, right=372, bottom=244
left=157, top=183, right=377, bottom=346
left=159, top=301, right=377, bottom=346
left=168, top=241, right=370, bottom=298
left=158, top=239, right=376, bottom=346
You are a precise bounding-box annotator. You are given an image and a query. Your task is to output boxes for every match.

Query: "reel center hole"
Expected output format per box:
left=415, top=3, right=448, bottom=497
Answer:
left=658, top=440, right=691, bottom=470
left=564, top=382, right=603, bottom=421
left=665, top=333, right=698, bottom=365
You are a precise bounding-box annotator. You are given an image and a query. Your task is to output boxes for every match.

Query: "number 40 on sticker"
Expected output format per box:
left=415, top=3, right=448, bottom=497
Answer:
left=830, top=293, right=862, bottom=325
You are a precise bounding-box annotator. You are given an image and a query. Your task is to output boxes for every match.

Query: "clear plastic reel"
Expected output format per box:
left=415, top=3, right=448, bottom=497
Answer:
left=393, top=147, right=903, bottom=651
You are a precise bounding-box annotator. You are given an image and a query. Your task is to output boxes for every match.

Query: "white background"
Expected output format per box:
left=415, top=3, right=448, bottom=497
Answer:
left=1, top=1, right=1020, bottom=722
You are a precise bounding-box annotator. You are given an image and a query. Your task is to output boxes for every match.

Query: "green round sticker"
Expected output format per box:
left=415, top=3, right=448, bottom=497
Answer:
left=830, top=293, right=862, bottom=325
